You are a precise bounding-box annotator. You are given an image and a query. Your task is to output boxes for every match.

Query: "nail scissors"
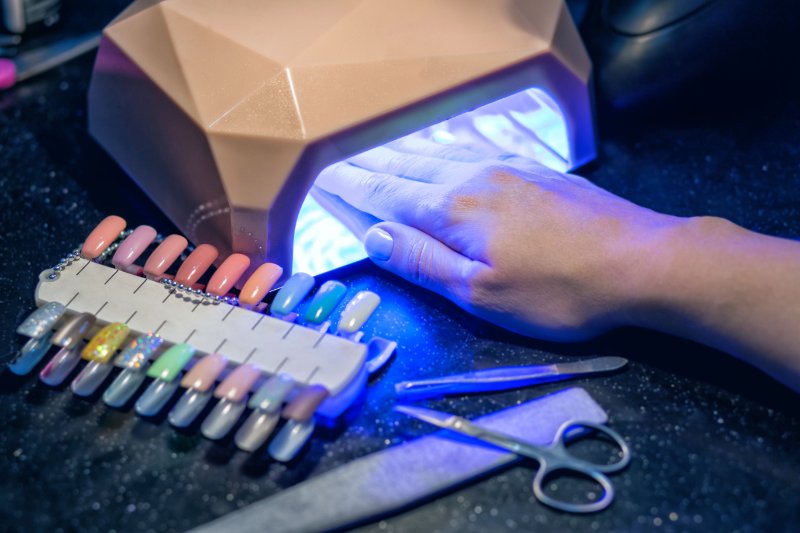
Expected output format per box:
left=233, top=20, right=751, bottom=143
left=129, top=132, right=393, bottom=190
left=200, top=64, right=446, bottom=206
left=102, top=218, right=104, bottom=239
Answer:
left=394, top=404, right=631, bottom=513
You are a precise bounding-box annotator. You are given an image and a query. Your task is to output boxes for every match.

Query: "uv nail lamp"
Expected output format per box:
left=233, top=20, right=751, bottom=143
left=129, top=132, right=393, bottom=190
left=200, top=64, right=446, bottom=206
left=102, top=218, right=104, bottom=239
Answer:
left=88, top=0, right=595, bottom=275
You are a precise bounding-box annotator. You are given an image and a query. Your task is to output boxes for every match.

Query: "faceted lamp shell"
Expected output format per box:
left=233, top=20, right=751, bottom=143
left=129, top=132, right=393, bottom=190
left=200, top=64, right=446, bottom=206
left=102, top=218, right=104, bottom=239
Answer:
left=88, top=0, right=595, bottom=269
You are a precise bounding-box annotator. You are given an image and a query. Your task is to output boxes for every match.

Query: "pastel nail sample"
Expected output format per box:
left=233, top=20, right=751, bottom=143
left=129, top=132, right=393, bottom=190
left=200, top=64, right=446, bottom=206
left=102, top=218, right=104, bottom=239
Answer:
left=71, top=360, right=115, bottom=396
left=81, top=323, right=129, bottom=364
left=40, top=345, right=82, bottom=386
left=52, top=312, right=95, bottom=348
left=234, top=410, right=282, bottom=452
left=81, top=215, right=126, bottom=259
left=235, top=374, right=295, bottom=452
left=143, top=234, right=188, bottom=280
left=180, top=353, right=228, bottom=391
left=104, top=334, right=164, bottom=408
left=270, top=273, right=314, bottom=316
left=282, top=385, right=329, bottom=422
left=239, top=263, right=283, bottom=309
left=337, top=291, right=381, bottom=334
left=114, top=334, right=163, bottom=369
left=214, top=364, right=261, bottom=402
left=103, top=366, right=148, bottom=408
left=8, top=332, right=54, bottom=375
left=135, top=378, right=180, bottom=416
left=200, top=396, right=247, bottom=440
left=136, top=344, right=194, bottom=415
left=112, top=225, right=157, bottom=269
left=174, top=244, right=218, bottom=286
left=268, top=419, right=316, bottom=462
left=17, top=302, right=66, bottom=338
left=206, top=253, right=250, bottom=297
left=248, top=373, right=295, bottom=411
left=303, top=281, right=347, bottom=324
left=168, top=354, right=229, bottom=428
left=146, top=343, right=195, bottom=381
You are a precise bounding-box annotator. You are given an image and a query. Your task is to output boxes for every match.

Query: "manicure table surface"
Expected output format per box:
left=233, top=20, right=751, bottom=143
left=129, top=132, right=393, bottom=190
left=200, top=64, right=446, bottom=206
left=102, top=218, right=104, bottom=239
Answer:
left=1, top=3, right=799, bottom=531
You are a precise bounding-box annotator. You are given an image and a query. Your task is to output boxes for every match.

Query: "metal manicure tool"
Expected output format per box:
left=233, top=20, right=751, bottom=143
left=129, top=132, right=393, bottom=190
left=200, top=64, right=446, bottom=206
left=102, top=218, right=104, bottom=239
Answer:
left=395, top=404, right=631, bottom=514
left=394, top=356, right=628, bottom=399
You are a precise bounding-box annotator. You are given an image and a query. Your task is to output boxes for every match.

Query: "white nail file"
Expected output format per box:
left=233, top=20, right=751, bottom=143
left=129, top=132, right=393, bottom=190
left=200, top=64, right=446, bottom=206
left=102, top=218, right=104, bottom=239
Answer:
left=191, top=387, right=608, bottom=533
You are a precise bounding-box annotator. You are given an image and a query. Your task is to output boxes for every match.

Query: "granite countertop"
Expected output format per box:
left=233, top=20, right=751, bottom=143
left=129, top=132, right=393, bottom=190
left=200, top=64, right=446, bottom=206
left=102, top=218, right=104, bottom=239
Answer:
left=1, top=3, right=799, bottom=532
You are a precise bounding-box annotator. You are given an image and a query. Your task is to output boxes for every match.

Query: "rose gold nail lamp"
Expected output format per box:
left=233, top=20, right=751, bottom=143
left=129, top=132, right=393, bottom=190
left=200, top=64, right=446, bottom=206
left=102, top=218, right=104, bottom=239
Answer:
left=88, top=0, right=595, bottom=275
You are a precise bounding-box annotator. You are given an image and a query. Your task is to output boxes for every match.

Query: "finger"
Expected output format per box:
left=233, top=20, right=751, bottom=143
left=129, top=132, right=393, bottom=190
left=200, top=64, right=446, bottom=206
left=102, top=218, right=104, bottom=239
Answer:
left=314, top=162, right=441, bottom=230
left=387, top=136, right=491, bottom=162
left=362, top=221, right=488, bottom=306
left=309, top=188, right=380, bottom=241
left=347, top=145, right=471, bottom=183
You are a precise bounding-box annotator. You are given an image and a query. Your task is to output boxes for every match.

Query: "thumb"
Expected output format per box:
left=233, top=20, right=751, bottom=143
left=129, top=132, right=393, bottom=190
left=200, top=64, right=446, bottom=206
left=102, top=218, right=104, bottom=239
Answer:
left=362, top=222, right=485, bottom=304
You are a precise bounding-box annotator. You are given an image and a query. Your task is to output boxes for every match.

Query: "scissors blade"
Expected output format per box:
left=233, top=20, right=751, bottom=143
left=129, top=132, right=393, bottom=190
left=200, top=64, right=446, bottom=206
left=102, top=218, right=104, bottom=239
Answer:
left=394, top=405, right=542, bottom=460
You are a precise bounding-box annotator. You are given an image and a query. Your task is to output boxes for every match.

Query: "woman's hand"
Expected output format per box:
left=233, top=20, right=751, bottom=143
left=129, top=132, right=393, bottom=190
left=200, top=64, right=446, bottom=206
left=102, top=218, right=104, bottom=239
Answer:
left=314, top=138, right=683, bottom=341
left=314, top=138, right=800, bottom=391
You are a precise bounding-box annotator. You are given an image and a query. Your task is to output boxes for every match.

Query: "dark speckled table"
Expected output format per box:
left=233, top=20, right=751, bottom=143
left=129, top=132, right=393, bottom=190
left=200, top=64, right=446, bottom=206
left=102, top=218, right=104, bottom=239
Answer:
left=1, top=3, right=799, bottom=532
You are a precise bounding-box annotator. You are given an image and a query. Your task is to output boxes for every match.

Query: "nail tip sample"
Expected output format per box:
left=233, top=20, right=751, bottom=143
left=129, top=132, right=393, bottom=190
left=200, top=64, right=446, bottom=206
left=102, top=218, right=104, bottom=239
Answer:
left=16, top=302, right=66, bottom=338
left=81, top=215, right=127, bottom=259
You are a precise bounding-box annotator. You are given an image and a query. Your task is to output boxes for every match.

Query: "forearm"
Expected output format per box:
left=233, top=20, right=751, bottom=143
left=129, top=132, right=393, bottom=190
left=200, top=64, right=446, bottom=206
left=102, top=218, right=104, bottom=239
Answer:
left=632, top=216, right=800, bottom=390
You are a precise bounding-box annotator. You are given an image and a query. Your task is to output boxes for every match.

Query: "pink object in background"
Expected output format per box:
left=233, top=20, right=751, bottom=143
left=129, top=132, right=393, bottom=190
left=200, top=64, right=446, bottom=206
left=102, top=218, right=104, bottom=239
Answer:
left=206, top=253, right=250, bottom=297
left=0, top=60, right=16, bottom=90
left=143, top=234, right=188, bottom=280
left=215, top=364, right=261, bottom=402
left=81, top=215, right=127, bottom=259
left=174, top=244, right=218, bottom=286
left=239, top=263, right=283, bottom=309
left=180, top=353, right=228, bottom=392
left=112, top=225, right=157, bottom=269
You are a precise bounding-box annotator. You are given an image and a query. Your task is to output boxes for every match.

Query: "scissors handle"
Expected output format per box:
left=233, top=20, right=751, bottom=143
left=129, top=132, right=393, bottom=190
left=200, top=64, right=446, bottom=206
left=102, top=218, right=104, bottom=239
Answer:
left=529, top=420, right=631, bottom=513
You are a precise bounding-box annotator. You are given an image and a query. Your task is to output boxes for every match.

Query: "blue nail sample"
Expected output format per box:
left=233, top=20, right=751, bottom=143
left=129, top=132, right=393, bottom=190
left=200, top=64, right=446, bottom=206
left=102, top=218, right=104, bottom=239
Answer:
left=135, top=378, right=179, bottom=416
left=103, top=366, right=148, bottom=408
left=270, top=273, right=314, bottom=316
left=200, top=398, right=246, bottom=440
left=168, top=389, right=213, bottom=428
left=71, top=360, right=115, bottom=396
left=8, top=332, right=54, bottom=375
left=268, top=419, right=316, bottom=462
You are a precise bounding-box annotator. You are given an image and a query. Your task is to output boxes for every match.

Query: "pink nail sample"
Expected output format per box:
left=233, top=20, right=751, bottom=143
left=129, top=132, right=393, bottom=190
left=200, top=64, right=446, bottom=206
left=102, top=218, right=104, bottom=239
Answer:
left=239, top=263, right=283, bottom=309
left=180, top=353, right=228, bottom=392
left=143, top=234, right=188, bottom=280
left=81, top=215, right=127, bottom=259
left=112, top=225, right=157, bottom=269
left=214, top=363, right=261, bottom=402
left=206, top=253, right=251, bottom=297
left=174, top=244, right=218, bottom=285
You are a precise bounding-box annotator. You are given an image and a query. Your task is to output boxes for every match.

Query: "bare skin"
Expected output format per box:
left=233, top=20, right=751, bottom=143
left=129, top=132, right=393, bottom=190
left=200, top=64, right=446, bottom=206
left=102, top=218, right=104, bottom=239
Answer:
left=313, top=138, right=800, bottom=392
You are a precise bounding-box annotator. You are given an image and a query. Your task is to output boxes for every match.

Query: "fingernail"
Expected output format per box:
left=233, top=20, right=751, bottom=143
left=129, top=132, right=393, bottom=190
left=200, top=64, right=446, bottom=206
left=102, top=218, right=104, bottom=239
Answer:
left=174, top=244, right=218, bottom=286
left=168, top=354, right=229, bottom=428
left=215, top=364, right=261, bottom=403
left=248, top=373, right=295, bottom=412
left=71, top=360, right=115, bottom=396
left=8, top=332, right=54, bottom=375
left=114, top=334, right=163, bottom=369
left=282, top=385, right=329, bottom=422
left=364, top=227, right=393, bottom=261
left=136, top=343, right=195, bottom=416
left=146, top=343, right=195, bottom=381
left=200, top=397, right=247, bottom=440
left=40, top=345, right=82, bottom=386
left=238, top=263, right=283, bottom=309
left=103, top=334, right=164, bottom=407
left=206, top=253, right=250, bottom=297
left=268, top=419, right=316, bottom=462
left=81, top=323, right=129, bottom=364
left=336, top=291, right=381, bottom=334
left=143, top=234, right=188, bottom=280
left=234, top=374, right=295, bottom=452
left=81, top=215, right=126, bottom=259
left=270, top=273, right=314, bottom=317
left=200, top=364, right=261, bottom=439
left=112, top=225, right=157, bottom=269
left=303, top=281, right=347, bottom=324
left=17, top=302, right=66, bottom=338
left=51, top=312, right=95, bottom=348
